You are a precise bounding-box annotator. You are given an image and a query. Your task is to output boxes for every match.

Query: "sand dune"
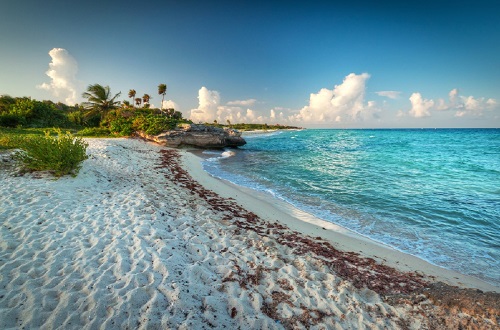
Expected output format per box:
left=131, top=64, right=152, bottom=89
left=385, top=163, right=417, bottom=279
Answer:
left=0, top=138, right=498, bottom=329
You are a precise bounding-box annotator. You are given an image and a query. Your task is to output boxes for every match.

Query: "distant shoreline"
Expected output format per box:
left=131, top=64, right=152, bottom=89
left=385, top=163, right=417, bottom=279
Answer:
left=241, top=128, right=304, bottom=135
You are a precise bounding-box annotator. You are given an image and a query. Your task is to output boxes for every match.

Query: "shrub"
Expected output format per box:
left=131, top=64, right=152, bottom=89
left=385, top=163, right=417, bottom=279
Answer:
left=0, top=134, right=16, bottom=150
left=83, top=113, right=102, bottom=127
left=109, top=117, right=133, bottom=136
left=0, top=128, right=48, bottom=149
left=0, top=114, right=26, bottom=127
left=67, top=110, right=85, bottom=126
left=132, top=114, right=178, bottom=135
left=87, top=108, right=189, bottom=136
left=76, top=127, right=112, bottom=137
left=14, top=129, right=88, bottom=177
left=2, top=98, right=72, bottom=128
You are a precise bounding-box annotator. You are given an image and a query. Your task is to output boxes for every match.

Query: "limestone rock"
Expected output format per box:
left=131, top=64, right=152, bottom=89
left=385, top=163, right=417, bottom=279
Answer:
left=137, top=124, right=246, bottom=148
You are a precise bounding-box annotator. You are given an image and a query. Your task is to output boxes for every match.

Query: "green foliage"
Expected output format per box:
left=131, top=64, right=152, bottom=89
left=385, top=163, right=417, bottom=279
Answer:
left=98, top=108, right=187, bottom=136
left=13, top=129, right=88, bottom=177
left=67, top=110, right=85, bottom=126
left=82, top=84, right=121, bottom=119
left=0, top=95, right=16, bottom=114
left=109, top=117, right=134, bottom=136
left=0, top=127, right=61, bottom=149
left=0, top=114, right=26, bottom=127
left=0, top=97, right=72, bottom=128
left=1, top=88, right=191, bottom=137
left=158, top=83, right=167, bottom=109
left=142, top=94, right=151, bottom=105
left=75, top=127, right=112, bottom=137
left=132, top=108, right=157, bottom=116
left=0, top=134, right=16, bottom=150
left=0, top=127, right=52, bottom=136
left=132, top=114, right=178, bottom=135
left=82, top=113, right=102, bottom=128
left=128, top=89, right=137, bottom=100
left=158, top=84, right=167, bottom=96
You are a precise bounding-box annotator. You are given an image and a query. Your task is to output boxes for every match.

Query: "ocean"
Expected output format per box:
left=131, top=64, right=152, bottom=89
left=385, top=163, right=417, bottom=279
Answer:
left=201, top=129, right=500, bottom=286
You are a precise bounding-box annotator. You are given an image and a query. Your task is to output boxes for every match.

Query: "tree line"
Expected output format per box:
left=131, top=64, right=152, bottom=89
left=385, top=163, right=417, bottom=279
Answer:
left=0, top=83, right=187, bottom=136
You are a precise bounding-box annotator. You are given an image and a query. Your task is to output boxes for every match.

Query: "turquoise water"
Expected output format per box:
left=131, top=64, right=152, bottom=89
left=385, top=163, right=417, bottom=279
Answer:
left=202, top=129, right=500, bottom=286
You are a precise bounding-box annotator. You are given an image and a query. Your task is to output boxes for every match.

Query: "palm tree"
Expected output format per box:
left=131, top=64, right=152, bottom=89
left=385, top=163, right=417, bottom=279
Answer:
left=82, top=84, right=121, bottom=119
left=128, top=89, right=136, bottom=108
left=158, top=84, right=167, bottom=110
left=142, top=94, right=151, bottom=106
left=135, top=97, right=142, bottom=107
left=122, top=100, right=131, bottom=108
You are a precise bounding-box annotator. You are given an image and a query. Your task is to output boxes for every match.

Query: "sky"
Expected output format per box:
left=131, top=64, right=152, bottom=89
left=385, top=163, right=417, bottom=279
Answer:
left=1, top=0, right=499, bottom=128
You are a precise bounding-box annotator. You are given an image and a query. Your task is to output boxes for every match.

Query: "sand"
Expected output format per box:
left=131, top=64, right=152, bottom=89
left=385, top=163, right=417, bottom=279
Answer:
left=0, top=138, right=498, bottom=329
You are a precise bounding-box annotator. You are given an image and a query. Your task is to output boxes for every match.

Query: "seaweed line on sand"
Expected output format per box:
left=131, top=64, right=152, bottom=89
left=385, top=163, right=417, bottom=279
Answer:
left=157, top=148, right=500, bottom=327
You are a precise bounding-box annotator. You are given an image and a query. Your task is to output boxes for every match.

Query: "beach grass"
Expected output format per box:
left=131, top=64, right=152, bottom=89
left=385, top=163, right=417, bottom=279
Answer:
left=0, top=127, right=118, bottom=150
left=1, top=128, right=89, bottom=176
left=74, top=127, right=114, bottom=137
left=0, top=128, right=47, bottom=150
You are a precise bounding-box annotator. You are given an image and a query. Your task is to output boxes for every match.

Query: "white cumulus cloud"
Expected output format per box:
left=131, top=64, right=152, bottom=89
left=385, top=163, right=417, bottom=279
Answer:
left=408, top=93, right=434, bottom=118
left=433, top=88, right=498, bottom=117
left=290, top=73, right=378, bottom=124
left=190, top=87, right=265, bottom=124
left=190, top=87, right=221, bottom=123
left=188, top=79, right=498, bottom=127
left=37, top=48, right=79, bottom=105
left=162, top=100, right=180, bottom=110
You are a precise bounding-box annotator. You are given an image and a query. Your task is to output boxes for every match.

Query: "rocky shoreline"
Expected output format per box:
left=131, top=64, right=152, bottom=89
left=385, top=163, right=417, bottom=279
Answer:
left=137, top=124, right=246, bottom=148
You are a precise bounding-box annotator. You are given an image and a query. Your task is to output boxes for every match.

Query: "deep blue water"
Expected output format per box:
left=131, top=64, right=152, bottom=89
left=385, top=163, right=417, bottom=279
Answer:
left=202, top=129, right=500, bottom=286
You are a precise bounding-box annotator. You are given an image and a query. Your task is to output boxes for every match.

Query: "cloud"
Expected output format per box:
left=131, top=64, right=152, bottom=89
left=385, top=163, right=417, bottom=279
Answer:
left=486, top=98, right=497, bottom=107
left=449, top=88, right=459, bottom=104
left=408, top=93, right=434, bottom=118
left=162, top=100, right=179, bottom=110
left=454, top=95, right=497, bottom=117
left=433, top=88, right=497, bottom=117
left=37, top=48, right=79, bottom=105
left=226, top=99, right=257, bottom=106
left=190, top=87, right=266, bottom=124
left=190, top=87, right=221, bottom=123
left=190, top=74, right=381, bottom=126
left=376, top=91, right=401, bottom=99
left=189, top=80, right=499, bottom=127
left=290, top=73, right=378, bottom=124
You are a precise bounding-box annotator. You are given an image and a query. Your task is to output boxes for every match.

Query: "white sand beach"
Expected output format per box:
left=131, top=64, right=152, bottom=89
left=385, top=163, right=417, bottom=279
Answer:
left=1, top=138, right=498, bottom=329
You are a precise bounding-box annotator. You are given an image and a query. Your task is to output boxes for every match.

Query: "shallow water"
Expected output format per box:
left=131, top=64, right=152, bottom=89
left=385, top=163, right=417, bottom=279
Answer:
left=202, top=129, right=500, bottom=286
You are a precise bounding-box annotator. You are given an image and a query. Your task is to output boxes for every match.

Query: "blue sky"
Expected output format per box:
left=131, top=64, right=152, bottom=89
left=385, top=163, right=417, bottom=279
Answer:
left=1, top=0, right=499, bottom=128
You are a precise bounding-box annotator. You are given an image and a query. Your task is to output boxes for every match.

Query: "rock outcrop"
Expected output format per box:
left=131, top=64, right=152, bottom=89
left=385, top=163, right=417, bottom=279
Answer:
left=137, top=124, right=246, bottom=148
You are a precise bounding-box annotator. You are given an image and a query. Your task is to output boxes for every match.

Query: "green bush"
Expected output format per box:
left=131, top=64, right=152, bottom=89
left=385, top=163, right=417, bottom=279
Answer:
left=67, top=110, right=85, bottom=126
left=14, top=129, right=88, bottom=177
left=132, top=114, right=178, bottom=135
left=76, top=127, right=112, bottom=137
left=109, top=116, right=133, bottom=136
left=0, top=134, right=16, bottom=150
left=0, top=114, right=26, bottom=127
left=0, top=128, right=49, bottom=149
left=1, top=98, right=72, bottom=128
